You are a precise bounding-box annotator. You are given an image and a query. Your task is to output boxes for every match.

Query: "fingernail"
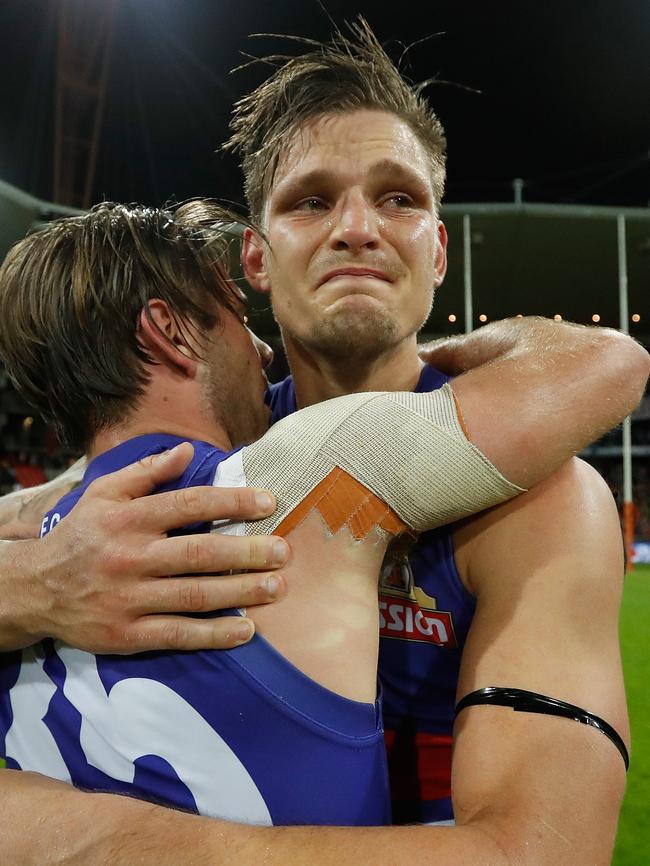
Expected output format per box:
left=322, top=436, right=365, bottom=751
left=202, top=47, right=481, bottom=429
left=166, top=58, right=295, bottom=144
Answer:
left=235, top=619, right=254, bottom=643
left=156, top=443, right=182, bottom=463
left=271, top=539, right=288, bottom=564
left=266, top=575, right=280, bottom=597
left=255, top=491, right=275, bottom=512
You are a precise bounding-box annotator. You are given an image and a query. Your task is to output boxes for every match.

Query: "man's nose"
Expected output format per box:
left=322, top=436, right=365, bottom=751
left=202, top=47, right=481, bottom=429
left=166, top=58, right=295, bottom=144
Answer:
left=328, top=191, right=380, bottom=252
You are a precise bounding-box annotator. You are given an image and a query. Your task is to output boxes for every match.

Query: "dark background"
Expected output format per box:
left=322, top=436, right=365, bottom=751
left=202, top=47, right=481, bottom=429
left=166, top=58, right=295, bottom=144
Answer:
left=1, top=0, right=649, bottom=210
left=0, top=0, right=649, bottom=455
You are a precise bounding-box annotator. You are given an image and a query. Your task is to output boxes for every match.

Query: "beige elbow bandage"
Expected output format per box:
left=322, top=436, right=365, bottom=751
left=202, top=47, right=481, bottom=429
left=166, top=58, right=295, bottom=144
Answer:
left=213, top=384, right=524, bottom=540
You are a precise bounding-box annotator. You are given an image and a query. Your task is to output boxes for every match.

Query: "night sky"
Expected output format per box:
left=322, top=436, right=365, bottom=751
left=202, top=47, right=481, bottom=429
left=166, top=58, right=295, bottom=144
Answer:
left=1, top=0, right=649, bottom=211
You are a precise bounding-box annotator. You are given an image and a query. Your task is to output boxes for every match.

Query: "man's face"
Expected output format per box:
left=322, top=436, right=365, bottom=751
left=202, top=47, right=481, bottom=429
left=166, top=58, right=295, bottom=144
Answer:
left=201, top=303, right=272, bottom=448
left=244, top=109, right=447, bottom=363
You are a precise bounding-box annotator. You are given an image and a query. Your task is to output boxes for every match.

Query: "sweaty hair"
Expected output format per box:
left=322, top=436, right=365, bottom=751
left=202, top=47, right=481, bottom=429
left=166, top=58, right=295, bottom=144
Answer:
left=225, top=17, right=447, bottom=223
left=0, top=200, right=250, bottom=452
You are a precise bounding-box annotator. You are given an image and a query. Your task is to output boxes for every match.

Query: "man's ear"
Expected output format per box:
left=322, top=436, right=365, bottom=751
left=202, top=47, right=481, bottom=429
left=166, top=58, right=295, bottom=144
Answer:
left=434, top=221, right=448, bottom=287
left=137, top=299, right=199, bottom=378
left=241, top=228, right=271, bottom=294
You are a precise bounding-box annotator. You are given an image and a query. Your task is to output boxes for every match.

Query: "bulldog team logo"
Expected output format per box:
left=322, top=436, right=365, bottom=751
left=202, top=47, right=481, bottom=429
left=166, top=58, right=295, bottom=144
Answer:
left=379, top=557, right=457, bottom=647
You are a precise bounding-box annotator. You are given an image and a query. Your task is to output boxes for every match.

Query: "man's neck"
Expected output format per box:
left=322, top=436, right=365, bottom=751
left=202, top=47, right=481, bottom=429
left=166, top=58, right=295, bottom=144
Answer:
left=284, top=336, right=425, bottom=409
left=88, top=388, right=232, bottom=461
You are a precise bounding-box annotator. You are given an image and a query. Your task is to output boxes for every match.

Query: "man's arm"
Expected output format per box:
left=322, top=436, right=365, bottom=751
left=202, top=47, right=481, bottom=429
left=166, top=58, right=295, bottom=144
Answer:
left=0, top=458, right=85, bottom=540
left=0, top=769, right=500, bottom=866
left=0, top=459, right=627, bottom=865
left=0, top=443, right=288, bottom=652
left=448, top=456, right=627, bottom=865
left=430, top=316, right=649, bottom=488
left=0, top=317, right=644, bottom=656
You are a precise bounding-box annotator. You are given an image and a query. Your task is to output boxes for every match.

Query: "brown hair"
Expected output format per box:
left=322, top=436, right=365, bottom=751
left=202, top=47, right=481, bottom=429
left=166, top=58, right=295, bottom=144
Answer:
left=0, top=200, right=250, bottom=451
left=225, top=17, right=447, bottom=223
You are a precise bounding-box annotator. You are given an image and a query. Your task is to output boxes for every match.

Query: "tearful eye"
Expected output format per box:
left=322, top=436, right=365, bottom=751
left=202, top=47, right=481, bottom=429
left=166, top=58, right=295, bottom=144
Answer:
left=295, top=197, right=327, bottom=212
left=383, top=194, right=414, bottom=208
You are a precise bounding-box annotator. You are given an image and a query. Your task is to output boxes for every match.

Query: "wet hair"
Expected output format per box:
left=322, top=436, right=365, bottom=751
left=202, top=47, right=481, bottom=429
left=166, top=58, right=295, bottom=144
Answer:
left=225, top=17, right=447, bottom=223
left=0, top=200, right=251, bottom=451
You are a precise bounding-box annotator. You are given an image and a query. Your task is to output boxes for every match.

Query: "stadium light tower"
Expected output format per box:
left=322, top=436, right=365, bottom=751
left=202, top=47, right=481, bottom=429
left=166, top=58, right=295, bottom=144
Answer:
left=53, top=0, right=120, bottom=208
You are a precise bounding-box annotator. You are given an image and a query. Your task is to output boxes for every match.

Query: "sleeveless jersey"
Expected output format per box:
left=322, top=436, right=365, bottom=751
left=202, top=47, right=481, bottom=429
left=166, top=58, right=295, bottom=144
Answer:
left=269, top=367, right=474, bottom=824
left=0, top=434, right=390, bottom=827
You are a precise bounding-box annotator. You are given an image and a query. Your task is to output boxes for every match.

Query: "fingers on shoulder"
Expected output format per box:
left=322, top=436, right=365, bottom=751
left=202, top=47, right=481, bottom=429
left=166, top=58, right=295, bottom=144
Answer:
left=133, top=485, right=275, bottom=531
left=143, top=531, right=287, bottom=576
left=84, top=443, right=195, bottom=503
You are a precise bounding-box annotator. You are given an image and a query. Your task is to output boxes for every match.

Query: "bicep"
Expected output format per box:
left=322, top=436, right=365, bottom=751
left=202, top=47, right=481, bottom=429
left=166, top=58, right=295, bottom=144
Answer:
left=451, top=459, right=627, bottom=865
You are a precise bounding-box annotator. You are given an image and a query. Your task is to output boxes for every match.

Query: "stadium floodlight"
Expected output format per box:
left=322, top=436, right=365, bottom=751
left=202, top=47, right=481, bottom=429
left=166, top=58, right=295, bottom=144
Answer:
left=632, top=313, right=641, bottom=323
left=448, top=314, right=457, bottom=323
left=554, top=314, right=563, bottom=322
left=592, top=314, right=601, bottom=323
left=479, top=314, right=487, bottom=323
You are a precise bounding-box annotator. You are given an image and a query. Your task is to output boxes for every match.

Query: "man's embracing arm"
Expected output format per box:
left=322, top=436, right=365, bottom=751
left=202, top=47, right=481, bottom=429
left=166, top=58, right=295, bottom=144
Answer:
left=0, top=459, right=627, bottom=866
left=0, top=317, right=646, bottom=655
left=427, top=316, right=649, bottom=488
left=0, top=458, right=85, bottom=540
left=0, top=444, right=288, bottom=652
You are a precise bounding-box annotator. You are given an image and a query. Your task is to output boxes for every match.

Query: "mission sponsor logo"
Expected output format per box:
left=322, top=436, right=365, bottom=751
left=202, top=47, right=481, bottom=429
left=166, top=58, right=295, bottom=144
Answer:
left=379, top=557, right=457, bottom=647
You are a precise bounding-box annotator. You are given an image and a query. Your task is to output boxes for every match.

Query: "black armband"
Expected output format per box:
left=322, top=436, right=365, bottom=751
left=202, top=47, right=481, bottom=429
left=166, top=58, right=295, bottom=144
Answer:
left=455, top=686, right=629, bottom=771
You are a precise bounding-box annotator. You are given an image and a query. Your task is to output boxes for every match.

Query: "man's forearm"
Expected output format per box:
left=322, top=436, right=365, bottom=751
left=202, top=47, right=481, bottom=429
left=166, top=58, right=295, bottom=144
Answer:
left=214, top=822, right=507, bottom=866
left=0, top=458, right=85, bottom=541
left=447, top=317, right=649, bottom=488
left=0, top=540, right=50, bottom=648
left=419, top=317, right=527, bottom=375
left=421, top=315, right=648, bottom=384
left=2, top=771, right=507, bottom=866
left=0, top=460, right=87, bottom=648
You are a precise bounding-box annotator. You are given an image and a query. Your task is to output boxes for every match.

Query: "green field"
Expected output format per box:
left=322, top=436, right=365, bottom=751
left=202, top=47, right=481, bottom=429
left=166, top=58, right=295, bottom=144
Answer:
left=613, top=563, right=650, bottom=865
left=1, top=566, right=648, bottom=862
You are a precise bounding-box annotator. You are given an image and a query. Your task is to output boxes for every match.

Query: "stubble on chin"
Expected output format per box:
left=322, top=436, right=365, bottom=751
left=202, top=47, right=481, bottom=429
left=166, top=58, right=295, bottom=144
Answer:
left=304, top=308, right=401, bottom=365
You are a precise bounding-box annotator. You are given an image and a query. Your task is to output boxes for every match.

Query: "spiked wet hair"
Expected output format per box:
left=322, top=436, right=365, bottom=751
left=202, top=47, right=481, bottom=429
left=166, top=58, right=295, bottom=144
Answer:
left=225, top=17, right=447, bottom=223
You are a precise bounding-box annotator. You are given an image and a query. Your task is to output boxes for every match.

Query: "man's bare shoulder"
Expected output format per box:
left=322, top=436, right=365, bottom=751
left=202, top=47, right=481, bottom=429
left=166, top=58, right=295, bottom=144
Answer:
left=453, top=457, right=621, bottom=597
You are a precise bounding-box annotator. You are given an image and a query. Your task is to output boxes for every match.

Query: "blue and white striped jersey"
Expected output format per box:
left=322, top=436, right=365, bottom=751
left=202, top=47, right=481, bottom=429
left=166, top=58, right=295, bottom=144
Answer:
left=0, top=434, right=390, bottom=827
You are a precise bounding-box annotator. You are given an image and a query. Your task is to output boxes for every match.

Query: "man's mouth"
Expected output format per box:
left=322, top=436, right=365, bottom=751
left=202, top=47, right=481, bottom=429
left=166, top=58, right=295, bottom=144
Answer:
left=318, top=267, right=393, bottom=288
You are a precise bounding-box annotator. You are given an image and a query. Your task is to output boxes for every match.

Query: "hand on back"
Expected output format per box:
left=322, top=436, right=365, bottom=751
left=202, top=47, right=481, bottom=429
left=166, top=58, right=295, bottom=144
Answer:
left=19, top=443, right=288, bottom=653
